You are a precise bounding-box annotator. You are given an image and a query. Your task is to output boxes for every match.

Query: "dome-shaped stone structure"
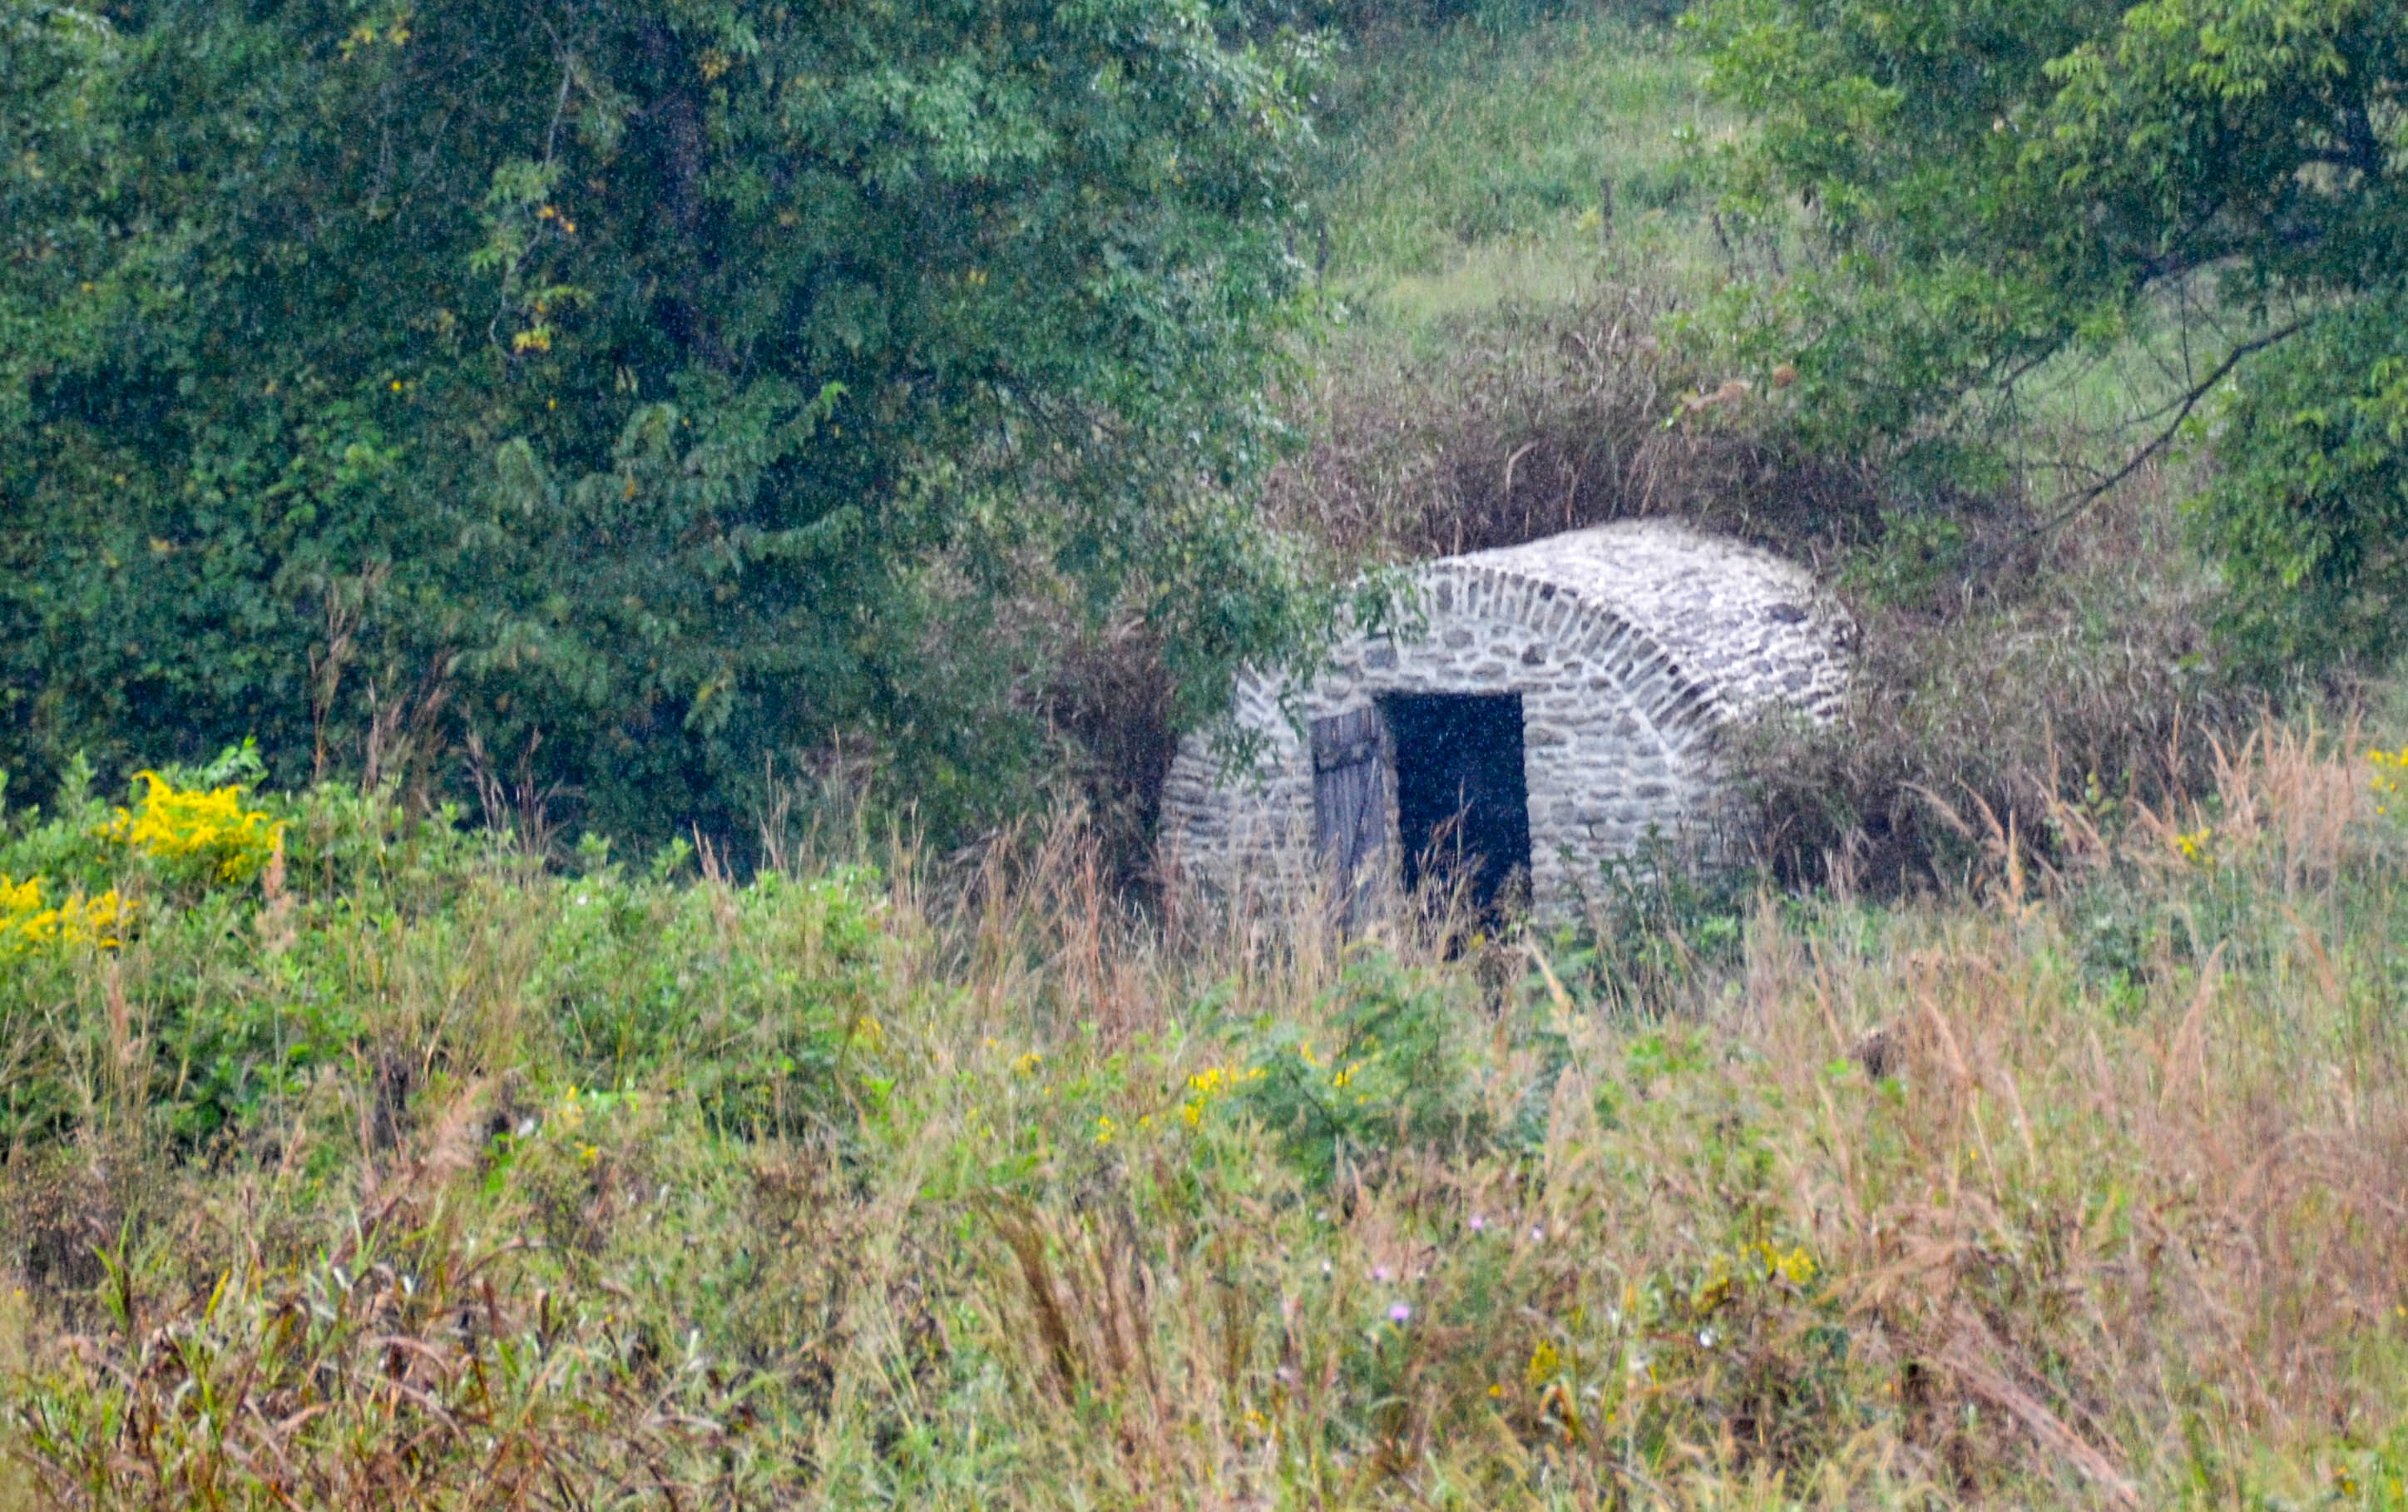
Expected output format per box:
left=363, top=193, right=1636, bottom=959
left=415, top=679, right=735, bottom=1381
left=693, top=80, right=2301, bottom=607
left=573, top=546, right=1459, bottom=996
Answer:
left=1159, top=520, right=1853, bottom=916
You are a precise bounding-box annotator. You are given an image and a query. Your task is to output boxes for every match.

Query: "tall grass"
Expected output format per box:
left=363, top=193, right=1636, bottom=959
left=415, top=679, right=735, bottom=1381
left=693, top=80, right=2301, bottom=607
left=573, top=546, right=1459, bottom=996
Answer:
left=5, top=718, right=2407, bottom=1508
left=1266, top=281, right=1880, bottom=566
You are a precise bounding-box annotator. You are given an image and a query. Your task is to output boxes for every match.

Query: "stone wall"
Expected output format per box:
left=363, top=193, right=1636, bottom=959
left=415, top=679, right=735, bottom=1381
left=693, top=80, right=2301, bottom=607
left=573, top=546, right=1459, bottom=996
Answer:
left=1159, top=521, right=1852, bottom=916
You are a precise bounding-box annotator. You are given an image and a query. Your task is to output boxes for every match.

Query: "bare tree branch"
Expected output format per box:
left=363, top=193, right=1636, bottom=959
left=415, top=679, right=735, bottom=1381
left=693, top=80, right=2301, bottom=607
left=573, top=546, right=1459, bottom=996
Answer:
left=2024, top=317, right=2311, bottom=538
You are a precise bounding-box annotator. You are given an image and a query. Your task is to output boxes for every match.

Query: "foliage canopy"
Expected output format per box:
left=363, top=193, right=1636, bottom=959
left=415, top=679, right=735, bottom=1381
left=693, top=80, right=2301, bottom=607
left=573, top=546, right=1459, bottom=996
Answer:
left=1686, top=0, right=2408, bottom=672
left=0, top=0, right=1329, bottom=842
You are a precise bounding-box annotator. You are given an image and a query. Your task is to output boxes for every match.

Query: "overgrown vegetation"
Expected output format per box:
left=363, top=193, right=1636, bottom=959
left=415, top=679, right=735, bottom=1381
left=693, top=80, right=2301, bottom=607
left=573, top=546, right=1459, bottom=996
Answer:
left=1272, top=9, right=2258, bottom=897
left=7, top=1, right=2408, bottom=1505
left=7, top=726, right=2408, bottom=1507
left=1682, top=0, right=2408, bottom=677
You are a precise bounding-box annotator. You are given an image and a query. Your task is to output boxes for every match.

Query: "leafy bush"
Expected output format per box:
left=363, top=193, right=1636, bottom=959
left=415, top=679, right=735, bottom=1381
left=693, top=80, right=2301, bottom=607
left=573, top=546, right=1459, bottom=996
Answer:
left=1231, top=949, right=1491, bottom=1187
left=0, top=0, right=1333, bottom=848
left=0, top=750, right=893, bottom=1153
left=528, top=865, right=890, bottom=1137
left=2193, top=294, right=2408, bottom=676
left=1684, top=0, right=2408, bottom=676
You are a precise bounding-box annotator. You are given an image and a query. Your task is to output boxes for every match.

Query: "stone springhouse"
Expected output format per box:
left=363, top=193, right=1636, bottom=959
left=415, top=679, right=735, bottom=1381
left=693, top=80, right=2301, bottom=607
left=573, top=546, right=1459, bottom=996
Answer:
left=1159, top=519, right=1854, bottom=917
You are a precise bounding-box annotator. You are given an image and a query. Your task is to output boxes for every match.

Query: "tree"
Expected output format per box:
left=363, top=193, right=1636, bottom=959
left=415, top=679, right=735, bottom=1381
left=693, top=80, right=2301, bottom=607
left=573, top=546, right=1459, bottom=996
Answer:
left=1684, top=0, right=2408, bottom=670
left=0, top=0, right=1331, bottom=841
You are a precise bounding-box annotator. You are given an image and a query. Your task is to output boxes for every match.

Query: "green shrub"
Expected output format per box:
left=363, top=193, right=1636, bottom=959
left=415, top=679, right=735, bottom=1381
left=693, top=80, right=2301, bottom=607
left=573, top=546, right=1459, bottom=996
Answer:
left=529, top=866, right=890, bottom=1137
left=1231, top=949, right=1491, bottom=1188
left=0, top=752, right=893, bottom=1153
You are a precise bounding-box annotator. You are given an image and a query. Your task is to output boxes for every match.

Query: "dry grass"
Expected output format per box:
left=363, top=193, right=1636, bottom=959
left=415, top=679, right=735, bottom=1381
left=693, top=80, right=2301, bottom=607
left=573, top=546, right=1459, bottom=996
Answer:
left=1268, top=284, right=1880, bottom=570
left=1728, top=460, right=2246, bottom=895
left=2, top=713, right=2404, bottom=1508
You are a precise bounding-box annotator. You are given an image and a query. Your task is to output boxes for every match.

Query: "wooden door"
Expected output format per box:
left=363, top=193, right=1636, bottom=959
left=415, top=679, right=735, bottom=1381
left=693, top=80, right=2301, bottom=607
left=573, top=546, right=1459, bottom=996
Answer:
left=1312, top=707, right=1390, bottom=927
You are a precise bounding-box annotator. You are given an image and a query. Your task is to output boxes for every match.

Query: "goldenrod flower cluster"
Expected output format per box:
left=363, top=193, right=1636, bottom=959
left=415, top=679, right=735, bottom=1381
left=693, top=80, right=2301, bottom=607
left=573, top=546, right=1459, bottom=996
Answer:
left=2371, top=747, right=2407, bottom=817
left=1525, top=1339, right=1562, bottom=1388
left=3, top=772, right=279, bottom=961
left=0, top=873, right=131, bottom=957
left=1749, top=1242, right=1819, bottom=1286
left=1693, top=1242, right=1819, bottom=1315
left=1179, top=1063, right=1262, bottom=1126
left=1288, top=1038, right=1374, bottom=1102
left=102, top=771, right=284, bottom=882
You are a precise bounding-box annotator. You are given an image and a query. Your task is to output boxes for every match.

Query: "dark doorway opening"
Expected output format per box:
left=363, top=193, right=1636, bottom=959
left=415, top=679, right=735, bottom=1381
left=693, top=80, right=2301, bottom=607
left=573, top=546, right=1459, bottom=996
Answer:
left=1383, top=693, right=1531, bottom=912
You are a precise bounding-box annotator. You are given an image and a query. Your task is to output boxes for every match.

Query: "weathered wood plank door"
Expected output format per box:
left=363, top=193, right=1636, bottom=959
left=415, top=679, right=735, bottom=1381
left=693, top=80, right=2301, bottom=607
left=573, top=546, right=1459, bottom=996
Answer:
left=1312, top=707, right=1390, bottom=928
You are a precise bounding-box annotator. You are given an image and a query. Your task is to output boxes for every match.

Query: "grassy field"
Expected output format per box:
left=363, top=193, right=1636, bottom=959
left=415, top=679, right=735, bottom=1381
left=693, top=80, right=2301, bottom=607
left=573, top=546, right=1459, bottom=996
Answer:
left=1263, top=13, right=1774, bottom=573
left=1305, top=12, right=1729, bottom=335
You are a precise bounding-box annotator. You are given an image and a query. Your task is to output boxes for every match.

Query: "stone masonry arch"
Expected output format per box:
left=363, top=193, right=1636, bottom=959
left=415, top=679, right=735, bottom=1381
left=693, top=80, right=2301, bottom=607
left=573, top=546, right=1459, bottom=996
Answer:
left=1160, top=521, right=1852, bottom=917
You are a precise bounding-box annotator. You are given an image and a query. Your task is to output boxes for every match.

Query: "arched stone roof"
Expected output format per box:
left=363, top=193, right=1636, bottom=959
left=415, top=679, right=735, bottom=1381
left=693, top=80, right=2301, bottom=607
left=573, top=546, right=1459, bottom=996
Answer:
left=1412, top=519, right=1852, bottom=733
left=1160, top=519, right=1852, bottom=915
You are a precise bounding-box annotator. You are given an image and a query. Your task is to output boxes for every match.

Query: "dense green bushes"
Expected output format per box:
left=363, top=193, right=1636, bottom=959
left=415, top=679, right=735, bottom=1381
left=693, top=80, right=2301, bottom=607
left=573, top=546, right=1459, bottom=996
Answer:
left=0, top=751, right=892, bottom=1155
left=0, top=0, right=1335, bottom=847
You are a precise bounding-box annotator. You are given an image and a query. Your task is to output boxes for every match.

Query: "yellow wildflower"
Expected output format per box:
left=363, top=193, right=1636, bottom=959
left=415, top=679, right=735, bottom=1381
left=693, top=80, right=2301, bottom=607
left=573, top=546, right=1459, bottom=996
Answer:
left=104, top=772, right=283, bottom=882
left=1, top=875, right=132, bottom=956
left=2371, top=746, right=2408, bottom=815
left=1525, top=1340, right=1561, bottom=1387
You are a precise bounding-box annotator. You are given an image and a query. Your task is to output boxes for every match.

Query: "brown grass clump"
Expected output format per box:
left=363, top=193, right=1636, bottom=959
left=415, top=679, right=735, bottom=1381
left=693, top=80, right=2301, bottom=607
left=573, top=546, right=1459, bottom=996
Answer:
left=1267, top=285, right=1880, bottom=569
